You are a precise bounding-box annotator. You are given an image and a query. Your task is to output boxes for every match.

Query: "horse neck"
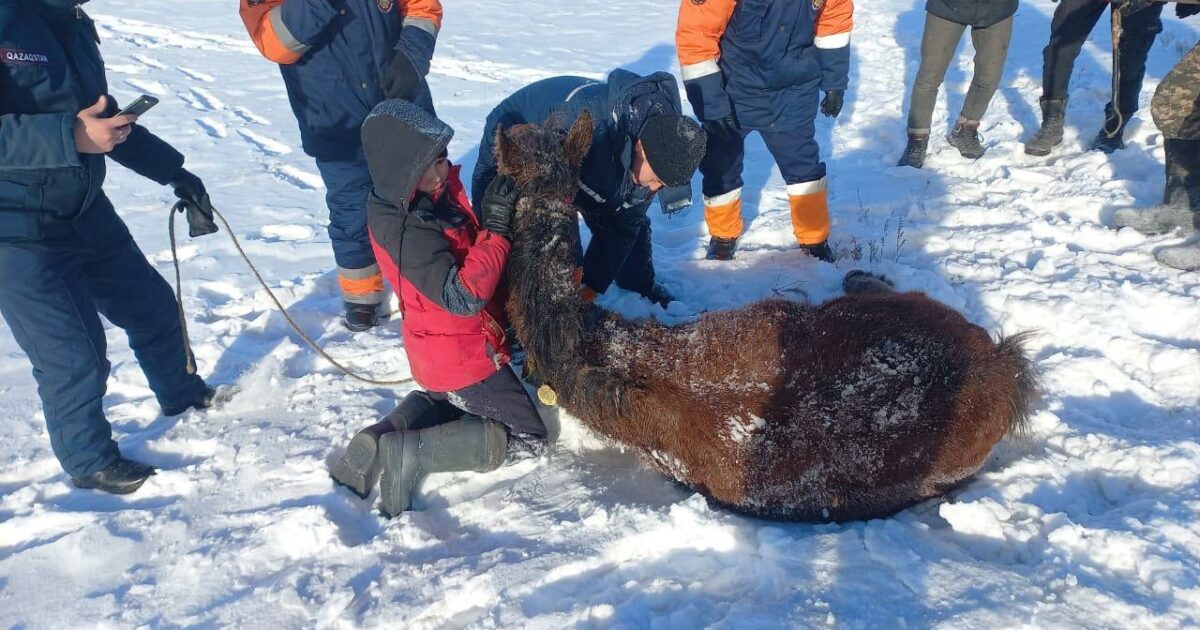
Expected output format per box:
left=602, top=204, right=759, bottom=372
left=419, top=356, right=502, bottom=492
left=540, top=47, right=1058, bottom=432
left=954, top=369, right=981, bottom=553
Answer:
left=508, top=196, right=590, bottom=381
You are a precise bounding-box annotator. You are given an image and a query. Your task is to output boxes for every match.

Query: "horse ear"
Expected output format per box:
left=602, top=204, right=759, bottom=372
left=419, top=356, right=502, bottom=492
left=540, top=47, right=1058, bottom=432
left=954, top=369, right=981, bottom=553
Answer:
left=494, top=124, right=516, bottom=175
left=564, top=110, right=593, bottom=171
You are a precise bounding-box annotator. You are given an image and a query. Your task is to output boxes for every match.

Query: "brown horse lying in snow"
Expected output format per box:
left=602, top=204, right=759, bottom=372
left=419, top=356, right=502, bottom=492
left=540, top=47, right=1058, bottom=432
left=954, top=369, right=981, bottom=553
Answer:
left=497, top=112, right=1039, bottom=522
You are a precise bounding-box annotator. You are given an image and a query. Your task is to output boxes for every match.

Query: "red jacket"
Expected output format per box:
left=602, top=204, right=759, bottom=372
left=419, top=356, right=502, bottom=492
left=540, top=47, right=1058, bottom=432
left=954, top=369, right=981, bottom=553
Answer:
left=368, top=165, right=511, bottom=392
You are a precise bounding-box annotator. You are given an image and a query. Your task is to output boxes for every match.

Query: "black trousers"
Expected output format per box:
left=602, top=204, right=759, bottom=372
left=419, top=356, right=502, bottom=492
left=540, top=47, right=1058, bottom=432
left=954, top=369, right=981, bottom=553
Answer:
left=430, top=366, right=547, bottom=439
left=579, top=205, right=655, bottom=298
left=1042, top=0, right=1164, bottom=119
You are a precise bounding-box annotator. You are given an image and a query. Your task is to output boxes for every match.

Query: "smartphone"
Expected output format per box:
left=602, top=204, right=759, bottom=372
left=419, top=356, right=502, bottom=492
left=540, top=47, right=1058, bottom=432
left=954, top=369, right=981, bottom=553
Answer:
left=117, top=95, right=159, bottom=117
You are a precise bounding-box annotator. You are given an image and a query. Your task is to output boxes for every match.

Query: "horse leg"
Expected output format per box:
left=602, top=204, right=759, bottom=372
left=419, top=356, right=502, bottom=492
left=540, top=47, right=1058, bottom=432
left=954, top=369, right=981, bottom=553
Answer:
left=843, top=270, right=896, bottom=295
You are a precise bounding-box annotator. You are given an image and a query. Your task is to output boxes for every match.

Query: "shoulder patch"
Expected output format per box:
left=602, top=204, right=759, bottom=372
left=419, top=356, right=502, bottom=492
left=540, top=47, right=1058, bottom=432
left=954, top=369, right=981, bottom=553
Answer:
left=0, top=48, right=50, bottom=66
left=691, top=0, right=706, bottom=4
left=377, top=0, right=395, bottom=13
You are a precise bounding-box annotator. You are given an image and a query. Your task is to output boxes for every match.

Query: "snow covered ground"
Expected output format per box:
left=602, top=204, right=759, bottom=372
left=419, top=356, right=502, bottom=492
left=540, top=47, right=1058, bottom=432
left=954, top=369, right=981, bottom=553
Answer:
left=2, top=0, right=1199, bottom=626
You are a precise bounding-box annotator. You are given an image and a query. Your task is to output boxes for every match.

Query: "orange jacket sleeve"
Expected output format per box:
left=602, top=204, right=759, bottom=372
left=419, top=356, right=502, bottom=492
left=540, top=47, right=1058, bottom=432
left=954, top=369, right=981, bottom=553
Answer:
left=815, top=0, right=853, bottom=48
left=399, top=0, right=444, bottom=35
left=239, top=0, right=307, bottom=65
left=675, top=0, right=737, bottom=80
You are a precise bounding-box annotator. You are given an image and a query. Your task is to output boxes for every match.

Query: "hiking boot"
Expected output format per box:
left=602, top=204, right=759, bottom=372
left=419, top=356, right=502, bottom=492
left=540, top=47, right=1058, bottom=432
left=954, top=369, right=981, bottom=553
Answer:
left=343, top=301, right=380, bottom=332
left=706, top=236, right=738, bottom=261
left=1155, top=239, right=1200, bottom=272
left=377, top=415, right=509, bottom=517
left=161, top=385, right=235, bottom=417
left=948, top=120, right=985, bottom=159
left=330, top=391, right=450, bottom=498
left=898, top=133, right=929, bottom=169
left=646, top=284, right=676, bottom=308
left=843, top=270, right=895, bottom=295
left=1091, top=105, right=1127, bottom=154
left=801, top=241, right=835, bottom=262
left=1025, top=98, right=1066, bottom=157
left=71, top=457, right=156, bottom=495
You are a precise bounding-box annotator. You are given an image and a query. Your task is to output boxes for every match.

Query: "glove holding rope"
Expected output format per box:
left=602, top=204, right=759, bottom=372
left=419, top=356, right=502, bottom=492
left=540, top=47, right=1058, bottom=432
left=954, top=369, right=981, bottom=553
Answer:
left=1115, top=0, right=1156, bottom=16
left=170, top=168, right=218, bottom=237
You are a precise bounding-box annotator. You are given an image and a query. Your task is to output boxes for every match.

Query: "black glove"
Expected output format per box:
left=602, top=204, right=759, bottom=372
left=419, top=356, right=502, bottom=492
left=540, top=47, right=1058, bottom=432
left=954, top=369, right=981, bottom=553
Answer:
left=170, top=168, right=218, bottom=237
left=821, top=90, right=845, bottom=118
left=480, top=174, right=517, bottom=239
left=382, top=50, right=422, bottom=101
left=1178, top=3, right=1200, bottom=18
left=702, top=116, right=741, bottom=146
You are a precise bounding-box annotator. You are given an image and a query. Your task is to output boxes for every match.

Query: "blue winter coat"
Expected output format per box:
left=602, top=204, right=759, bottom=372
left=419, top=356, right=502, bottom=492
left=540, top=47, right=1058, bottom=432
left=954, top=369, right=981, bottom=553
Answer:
left=253, top=0, right=437, bottom=161
left=0, top=0, right=184, bottom=241
left=472, top=69, right=693, bottom=217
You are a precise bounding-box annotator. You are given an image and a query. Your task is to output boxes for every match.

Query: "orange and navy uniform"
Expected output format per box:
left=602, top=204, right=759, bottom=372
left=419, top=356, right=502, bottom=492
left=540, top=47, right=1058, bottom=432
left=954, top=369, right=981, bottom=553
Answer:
left=237, top=0, right=442, bottom=306
left=676, top=0, right=853, bottom=247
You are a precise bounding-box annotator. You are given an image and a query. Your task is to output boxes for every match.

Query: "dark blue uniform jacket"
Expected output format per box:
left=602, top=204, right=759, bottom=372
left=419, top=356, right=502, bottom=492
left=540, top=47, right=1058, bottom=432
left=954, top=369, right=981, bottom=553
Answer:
left=472, top=69, right=692, bottom=217
left=0, top=0, right=183, bottom=241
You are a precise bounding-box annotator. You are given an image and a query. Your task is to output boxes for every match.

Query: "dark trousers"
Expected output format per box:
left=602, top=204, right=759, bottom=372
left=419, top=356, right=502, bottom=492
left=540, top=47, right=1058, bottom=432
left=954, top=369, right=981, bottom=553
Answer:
left=431, top=366, right=547, bottom=439
left=1042, top=0, right=1164, bottom=119
left=579, top=205, right=656, bottom=298
left=699, top=123, right=826, bottom=199
left=906, top=13, right=1014, bottom=133
left=314, top=149, right=377, bottom=273
left=0, top=195, right=207, bottom=476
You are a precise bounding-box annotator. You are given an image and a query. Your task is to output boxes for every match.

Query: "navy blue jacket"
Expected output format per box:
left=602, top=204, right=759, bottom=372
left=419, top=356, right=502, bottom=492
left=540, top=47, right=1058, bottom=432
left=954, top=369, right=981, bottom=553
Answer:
left=678, top=0, right=853, bottom=131
left=472, top=69, right=692, bottom=217
left=242, top=0, right=438, bottom=161
left=0, top=0, right=183, bottom=241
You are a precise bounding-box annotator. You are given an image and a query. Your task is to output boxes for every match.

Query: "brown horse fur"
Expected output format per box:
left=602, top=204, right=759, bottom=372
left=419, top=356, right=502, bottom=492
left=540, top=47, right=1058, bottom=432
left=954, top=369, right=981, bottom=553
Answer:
left=497, top=112, right=1041, bottom=522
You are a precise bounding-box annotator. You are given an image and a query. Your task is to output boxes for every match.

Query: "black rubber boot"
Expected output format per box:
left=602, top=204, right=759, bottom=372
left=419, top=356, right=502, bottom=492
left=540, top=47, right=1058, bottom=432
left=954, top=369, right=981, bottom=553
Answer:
left=1091, top=104, right=1128, bottom=154
left=378, top=415, right=509, bottom=517
left=161, top=385, right=236, bottom=417
left=948, top=120, right=985, bottom=159
left=898, top=133, right=929, bottom=169
left=706, top=236, right=738, bottom=261
left=1025, top=98, right=1066, bottom=157
left=330, top=391, right=448, bottom=499
left=71, top=457, right=156, bottom=495
left=801, top=241, right=835, bottom=262
left=1113, top=139, right=1200, bottom=235
left=343, top=301, right=380, bottom=332
left=646, top=284, right=676, bottom=308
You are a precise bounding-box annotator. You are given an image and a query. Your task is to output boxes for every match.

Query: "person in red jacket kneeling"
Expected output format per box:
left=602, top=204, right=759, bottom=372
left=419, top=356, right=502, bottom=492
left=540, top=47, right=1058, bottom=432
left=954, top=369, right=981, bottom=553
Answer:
left=331, top=99, right=547, bottom=517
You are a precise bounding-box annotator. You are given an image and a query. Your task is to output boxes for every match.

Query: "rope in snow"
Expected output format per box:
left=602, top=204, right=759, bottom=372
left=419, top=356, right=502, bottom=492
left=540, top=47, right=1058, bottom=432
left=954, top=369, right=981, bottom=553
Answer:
left=169, top=202, right=416, bottom=386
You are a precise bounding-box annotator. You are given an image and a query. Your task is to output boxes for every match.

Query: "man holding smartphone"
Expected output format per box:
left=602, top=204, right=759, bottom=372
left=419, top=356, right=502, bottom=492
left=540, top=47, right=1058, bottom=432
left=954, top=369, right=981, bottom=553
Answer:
left=0, top=0, right=220, bottom=494
left=239, top=0, right=443, bottom=331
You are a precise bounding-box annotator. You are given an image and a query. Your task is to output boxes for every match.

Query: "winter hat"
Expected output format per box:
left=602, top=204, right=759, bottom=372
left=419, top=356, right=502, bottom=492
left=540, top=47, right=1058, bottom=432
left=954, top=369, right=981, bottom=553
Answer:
left=638, top=114, right=707, bottom=188
left=361, top=98, right=454, bottom=208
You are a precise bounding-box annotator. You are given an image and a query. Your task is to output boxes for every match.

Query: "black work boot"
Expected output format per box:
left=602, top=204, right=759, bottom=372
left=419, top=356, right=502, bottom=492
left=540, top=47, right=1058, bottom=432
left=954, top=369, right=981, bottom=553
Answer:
left=330, top=391, right=449, bottom=499
left=1025, top=98, right=1067, bottom=157
left=706, top=236, right=738, bottom=261
left=1091, top=105, right=1127, bottom=154
left=161, top=385, right=236, bottom=417
left=71, top=457, right=156, bottom=495
left=898, top=133, right=929, bottom=169
left=378, top=415, right=509, bottom=517
left=801, top=241, right=835, bottom=262
left=1113, top=139, right=1200, bottom=235
left=948, top=120, right=985, bottom=159
left=343, top=301, right=380, bottom=333
left=646, top=284, right=676, bottom=308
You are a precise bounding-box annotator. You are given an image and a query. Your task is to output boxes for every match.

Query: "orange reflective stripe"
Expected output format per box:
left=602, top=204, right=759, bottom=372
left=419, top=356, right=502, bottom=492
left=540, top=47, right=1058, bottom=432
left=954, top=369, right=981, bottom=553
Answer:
left=788, top=188, right=831, bottom=245
left=816, top=0, right=854, bottom=40
left=239, top=0, right=303, bottom=64
left=400, top=0, right=444, bottom=31
left=676, top=0, right=737, bottom=67
left=704, top=195, right=743, bottom=239
left=338, top=273, right=385, bottom=296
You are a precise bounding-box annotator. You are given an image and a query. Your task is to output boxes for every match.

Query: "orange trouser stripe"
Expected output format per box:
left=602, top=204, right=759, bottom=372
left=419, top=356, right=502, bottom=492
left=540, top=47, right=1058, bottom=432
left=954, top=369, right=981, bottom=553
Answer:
left=704, top=197, right=743, bottom=239
left=338, top=273, right=384, bottom=296
left=789, top=190, right=831, bottom=245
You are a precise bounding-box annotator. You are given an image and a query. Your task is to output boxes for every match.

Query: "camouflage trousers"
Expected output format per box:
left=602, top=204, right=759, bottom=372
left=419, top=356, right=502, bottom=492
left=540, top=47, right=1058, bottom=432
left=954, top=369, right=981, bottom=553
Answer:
left=1152, top=41, right=1200, bottom=140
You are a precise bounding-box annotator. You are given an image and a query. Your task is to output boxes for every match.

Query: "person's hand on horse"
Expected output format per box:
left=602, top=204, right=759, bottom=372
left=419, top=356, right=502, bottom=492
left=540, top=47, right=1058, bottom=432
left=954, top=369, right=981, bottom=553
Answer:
left=481, top=174, right=518, bottom=239
left=171, top=168, right=218, bottom=237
